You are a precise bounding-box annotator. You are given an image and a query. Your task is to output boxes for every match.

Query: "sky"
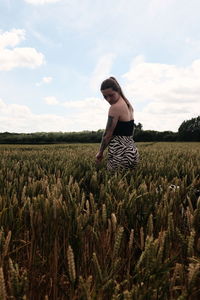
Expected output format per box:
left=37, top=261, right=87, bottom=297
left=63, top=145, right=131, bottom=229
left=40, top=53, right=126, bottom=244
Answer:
left=0, top=0, right=200, bottom=133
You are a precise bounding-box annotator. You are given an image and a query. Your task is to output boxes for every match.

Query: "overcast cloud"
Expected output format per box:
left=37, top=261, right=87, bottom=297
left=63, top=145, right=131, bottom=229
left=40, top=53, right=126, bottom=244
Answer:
left=0, top=0, right=200, bottom=133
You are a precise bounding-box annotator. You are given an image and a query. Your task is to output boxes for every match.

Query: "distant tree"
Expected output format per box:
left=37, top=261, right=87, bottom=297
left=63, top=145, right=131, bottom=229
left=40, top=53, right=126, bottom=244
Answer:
left=133, top=122, right=143, bottom=138
left=135, top=122, right=143, bottom=130
left=178, top=116, right=200, bottom=141
left=1, top=118, right=199, bottom=143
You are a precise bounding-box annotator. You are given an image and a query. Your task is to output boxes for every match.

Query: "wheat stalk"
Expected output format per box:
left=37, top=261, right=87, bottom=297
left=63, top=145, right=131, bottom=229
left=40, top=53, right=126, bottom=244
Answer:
left=67, top=245, right=76, bottom=283
left=0, top=267, right=7, bottom=300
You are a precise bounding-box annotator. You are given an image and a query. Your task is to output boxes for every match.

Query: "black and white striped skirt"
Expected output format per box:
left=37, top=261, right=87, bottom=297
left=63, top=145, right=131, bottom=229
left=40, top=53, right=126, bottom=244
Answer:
left=107, top=136, right=139, bottom=171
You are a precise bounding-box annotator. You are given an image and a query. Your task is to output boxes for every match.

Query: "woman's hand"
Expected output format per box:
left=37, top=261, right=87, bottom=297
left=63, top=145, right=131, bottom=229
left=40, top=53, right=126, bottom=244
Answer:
left=96, top=151, right=104, bottom=163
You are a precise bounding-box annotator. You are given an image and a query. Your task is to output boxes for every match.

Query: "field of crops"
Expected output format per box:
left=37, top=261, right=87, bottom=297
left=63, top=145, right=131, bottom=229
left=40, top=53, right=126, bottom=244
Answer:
left=0, top=142, right=200, bottom=300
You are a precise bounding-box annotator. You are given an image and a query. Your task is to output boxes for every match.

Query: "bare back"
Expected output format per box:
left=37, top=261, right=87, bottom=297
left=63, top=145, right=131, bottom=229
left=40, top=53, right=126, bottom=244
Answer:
left=110, top=98, right=134, bottom=121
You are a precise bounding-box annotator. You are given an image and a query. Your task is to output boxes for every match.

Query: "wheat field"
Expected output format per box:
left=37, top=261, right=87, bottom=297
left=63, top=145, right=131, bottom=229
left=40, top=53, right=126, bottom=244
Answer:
left=0, top=142, right=200, bottom=300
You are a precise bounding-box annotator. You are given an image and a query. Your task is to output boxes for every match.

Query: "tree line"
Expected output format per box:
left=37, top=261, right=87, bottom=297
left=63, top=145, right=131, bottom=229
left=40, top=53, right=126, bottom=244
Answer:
left=0, top=116, right=199, bottom=144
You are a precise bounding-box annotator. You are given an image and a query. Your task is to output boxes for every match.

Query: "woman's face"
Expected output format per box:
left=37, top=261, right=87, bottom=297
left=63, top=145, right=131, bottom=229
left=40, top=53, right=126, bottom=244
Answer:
left=101, top=88, right=120, bottom=105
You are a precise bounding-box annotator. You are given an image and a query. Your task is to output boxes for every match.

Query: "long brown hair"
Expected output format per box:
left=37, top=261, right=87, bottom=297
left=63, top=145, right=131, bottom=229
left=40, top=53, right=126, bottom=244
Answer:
left=100, top=77, right=133, bottom=111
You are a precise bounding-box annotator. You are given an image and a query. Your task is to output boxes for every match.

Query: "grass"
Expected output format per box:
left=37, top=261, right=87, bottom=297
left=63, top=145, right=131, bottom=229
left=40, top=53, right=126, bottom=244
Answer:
left=0, top=142, right=199, bottom=299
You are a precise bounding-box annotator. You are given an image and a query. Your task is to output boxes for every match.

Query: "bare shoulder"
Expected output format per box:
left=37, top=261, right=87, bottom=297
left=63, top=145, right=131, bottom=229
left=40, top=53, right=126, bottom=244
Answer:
left=111, top=99, right=134, bottom=120
left=109, top=104, right=120, bottom=116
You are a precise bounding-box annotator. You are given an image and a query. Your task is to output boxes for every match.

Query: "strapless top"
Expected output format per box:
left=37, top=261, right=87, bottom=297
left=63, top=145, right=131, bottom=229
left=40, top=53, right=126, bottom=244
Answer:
left=113, top=119, right=134, bottom=136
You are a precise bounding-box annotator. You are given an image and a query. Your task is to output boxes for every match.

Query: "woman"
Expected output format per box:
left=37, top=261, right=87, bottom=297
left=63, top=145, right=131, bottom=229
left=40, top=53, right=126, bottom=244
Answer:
left=96, top=77, right=139, bottom=171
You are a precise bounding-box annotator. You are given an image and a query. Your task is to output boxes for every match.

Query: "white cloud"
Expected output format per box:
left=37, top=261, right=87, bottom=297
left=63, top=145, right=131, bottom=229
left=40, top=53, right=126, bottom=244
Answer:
left=43, top=76, right=52, bottom=83
left=123, top=56, right=200, bottom=103
left=36, top=76, right=53, bottom=86
left=122, top=56, right=200, bottom=131
left=63, top=97, right=107, bottom=110
left=90, top=53, right=116, bottom=92
left=0, top=98, right=31, bottom=117
left=0, top=97, right=108, bottom=133
left=0, top=48, right=45, bottom=70
left=0, top=99, right=33, bottom=132
left=0, top=99, right=6, bottom=109
left=135, top=111, right=190, bottom=133
left=24, top=0, right=62, bottom=4
left=0, top=29, right=25, bottom=49
left=44, top=96, right=59, bottom=105
left=63, top=97, right=108, bottom=130
left=0, top=29, right=45, bottom=70
left=0, top=98, right=72, bottom=132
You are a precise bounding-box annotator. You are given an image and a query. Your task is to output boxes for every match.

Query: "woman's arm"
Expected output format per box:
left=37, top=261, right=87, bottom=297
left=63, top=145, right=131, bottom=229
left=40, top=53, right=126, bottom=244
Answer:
left=96, top=109, right=119, bottom=162
left=99, top=116, right=115, bottom=151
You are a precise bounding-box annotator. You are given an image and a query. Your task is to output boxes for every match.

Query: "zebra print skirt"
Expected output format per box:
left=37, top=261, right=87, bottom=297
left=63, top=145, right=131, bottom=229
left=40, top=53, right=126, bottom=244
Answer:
left=107, top=136, right=139, bottom=171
